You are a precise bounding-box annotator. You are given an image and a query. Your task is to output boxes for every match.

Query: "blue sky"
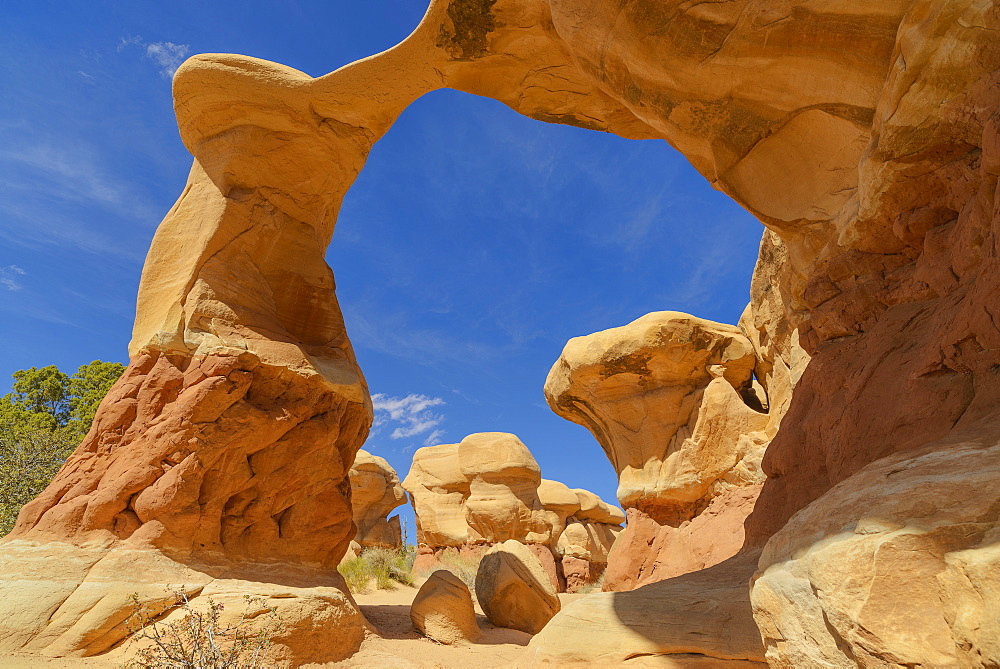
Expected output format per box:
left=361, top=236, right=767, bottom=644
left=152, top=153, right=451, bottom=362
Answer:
left=0, top=1, right=764, bottom=532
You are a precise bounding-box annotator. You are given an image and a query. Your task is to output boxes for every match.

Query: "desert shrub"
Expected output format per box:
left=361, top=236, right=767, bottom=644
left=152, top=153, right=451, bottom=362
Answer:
left=436, top=550, right=482, bottom=592
left=363, top=546, right=415, bottom=588
left=125, top=591, right=280, bottom=669
left=338, top=547, right=415, bottom=593
left=338, top=556, right=374, bottom=594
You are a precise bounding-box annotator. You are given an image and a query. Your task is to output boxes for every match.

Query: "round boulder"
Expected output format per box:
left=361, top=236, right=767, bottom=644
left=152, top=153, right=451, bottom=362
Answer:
left=475, top=539, right=560, bottom=634
left=410, top=570, right=479, bottom=644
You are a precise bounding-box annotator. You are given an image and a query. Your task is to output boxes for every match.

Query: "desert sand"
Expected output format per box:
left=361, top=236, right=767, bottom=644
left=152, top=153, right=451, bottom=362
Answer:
left=333, top=581, right=584, bottom=668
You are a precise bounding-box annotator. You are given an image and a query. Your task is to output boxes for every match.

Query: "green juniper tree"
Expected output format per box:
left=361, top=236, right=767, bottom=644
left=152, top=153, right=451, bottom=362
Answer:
left=0, top=361, right=125, bottom=534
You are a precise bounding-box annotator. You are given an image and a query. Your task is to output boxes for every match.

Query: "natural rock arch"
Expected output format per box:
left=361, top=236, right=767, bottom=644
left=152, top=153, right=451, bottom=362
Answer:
left=0, top=0, right=996, bottom=666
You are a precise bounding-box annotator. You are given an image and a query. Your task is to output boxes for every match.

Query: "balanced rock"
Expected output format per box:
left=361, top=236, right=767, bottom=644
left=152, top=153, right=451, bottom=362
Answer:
left=402, top=441, right=473, bottom=548
left=349, top=449, right=406, bottom=548
left=460, top=432, right=545, bottom=544
left=546, top=311, right=770, bottom=590
left=403, top=434, right=623, bottom=592
left=552, top=488, right=624, bottom=591
left=475, top=540, right=560, bottom=635
left=410, top=570, right=480, bottom=645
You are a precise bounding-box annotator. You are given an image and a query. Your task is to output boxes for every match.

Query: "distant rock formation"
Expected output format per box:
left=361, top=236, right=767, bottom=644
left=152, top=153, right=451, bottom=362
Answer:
left=349, top=449, right=406, bottom=549
left=402, top=432, right=623, bottom=593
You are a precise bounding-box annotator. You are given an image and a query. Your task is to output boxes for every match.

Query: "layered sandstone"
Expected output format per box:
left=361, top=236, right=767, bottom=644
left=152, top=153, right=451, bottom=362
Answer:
left=403, top=433, right=623, bottom=592
left=546, top=312, right=772, bottom=590
left=0, top=23, right=439, bottom=662
left=349, top=449, right=406, bottom=549
left=2, top=0, right=996, bottom=664
left=751, top=426, right=1000, bottom=666
left=522, top=0, right=1000, bottom=664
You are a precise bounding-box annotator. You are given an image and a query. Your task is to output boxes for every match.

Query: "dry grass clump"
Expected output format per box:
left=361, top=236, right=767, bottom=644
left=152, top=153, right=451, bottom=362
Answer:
left=338, top=546, right=416, bottom=593
left=575, top=572, right=606, bottom=594
left=435, top=550, right=482, bottom=593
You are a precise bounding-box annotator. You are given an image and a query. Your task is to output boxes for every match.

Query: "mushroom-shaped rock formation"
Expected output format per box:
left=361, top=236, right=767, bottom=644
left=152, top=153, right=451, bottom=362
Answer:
left=459, top=433, right=545, bottom=544
left=534, top=479, right=581, bottom=542
left=349, top=449, right=406, bottom=549
left=551, top=488, right=625, bottom=592
left=475, top=540, right=561, bottom=635
left=546, top=312, right=771, bottom=590
left=402, top=441, right=474, bottom=548
left=403, top=433, right=623, bottom=592
left=410, top=569, right=480, bottom=645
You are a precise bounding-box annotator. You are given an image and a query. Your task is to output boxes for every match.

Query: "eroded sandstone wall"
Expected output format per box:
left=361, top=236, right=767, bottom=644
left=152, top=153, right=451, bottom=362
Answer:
left=518, top=0, right=1000, bottom=665
left=3, top=0, right=996, bottom=664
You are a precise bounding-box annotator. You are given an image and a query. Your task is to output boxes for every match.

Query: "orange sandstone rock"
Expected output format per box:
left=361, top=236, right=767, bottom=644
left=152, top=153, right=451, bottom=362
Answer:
left=545, top=312, right=771, bottom=590
left=349, top=449, right=406, bottom=549
left=410, top=570, right=480, bottom=645
left=2, top=0, right=997, bottom=665
left=475, top=540, right=561, bottom=635
left=403, top=433, right=623, bottom=593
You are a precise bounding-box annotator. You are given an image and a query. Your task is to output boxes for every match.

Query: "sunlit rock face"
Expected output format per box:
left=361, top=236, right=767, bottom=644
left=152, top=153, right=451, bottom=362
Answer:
left=349, top=449, right=406, bottom=549
left=751, top=430, right=1000, bottom=667
left=402, top=432, right=624, bottom=592
left=476, top=540, right=562, bottom=635
left=525, top=0, right=1000, bottom=664
left=0, top=53, right=400, bottom=662
left=545, top=312, right=772, bottom=590
left=2, top=0, right=997, bottom=664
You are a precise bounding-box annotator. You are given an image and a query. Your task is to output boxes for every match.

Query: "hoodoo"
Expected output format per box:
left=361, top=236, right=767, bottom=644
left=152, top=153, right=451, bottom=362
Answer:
left=403, top=432, right=623, bottom=592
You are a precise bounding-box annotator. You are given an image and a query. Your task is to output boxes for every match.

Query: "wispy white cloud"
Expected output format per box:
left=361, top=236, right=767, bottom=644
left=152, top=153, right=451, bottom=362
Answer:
left=343, top=304, right=510, bottom=369
left=118, top=35, right=190, bottom=78
left=3, top=144, right=131, bottom=210
left=661, top=239, right=738, bottom=308
left=421, top=428, right=446, bottom=447
left=117, top=35, right=144, bottom=51
left=372, top=393, right=446, bottom=446
left=145, top=42, right=190, bottom=78
left=0, top=142, right=161, bottom=255
left=0, top=265, right=25, bottom=291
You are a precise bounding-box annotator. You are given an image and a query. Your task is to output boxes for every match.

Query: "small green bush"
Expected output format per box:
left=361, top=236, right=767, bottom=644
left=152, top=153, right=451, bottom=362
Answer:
left=363, top=547, right=415, bottom=588
left=337, top=547, right=415, bottom=594
left=337, top=557, right=373, bottom=594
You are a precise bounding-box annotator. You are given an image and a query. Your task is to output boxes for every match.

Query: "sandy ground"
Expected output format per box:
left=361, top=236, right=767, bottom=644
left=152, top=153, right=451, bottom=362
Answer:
left=0, top=584, right=585, bottom=668
left=332, top=581, right=585, bottom=668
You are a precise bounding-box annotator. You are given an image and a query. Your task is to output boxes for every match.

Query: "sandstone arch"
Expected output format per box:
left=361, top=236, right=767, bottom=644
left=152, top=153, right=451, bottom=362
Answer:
left=0, top=0, right=996, bottom=665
